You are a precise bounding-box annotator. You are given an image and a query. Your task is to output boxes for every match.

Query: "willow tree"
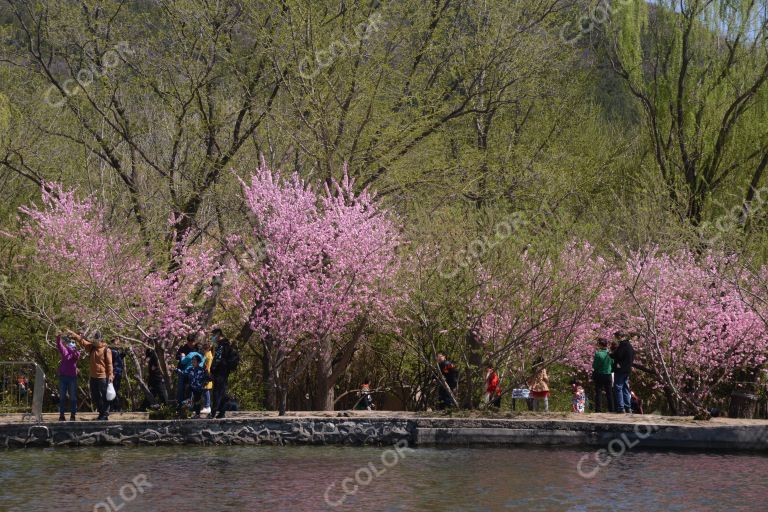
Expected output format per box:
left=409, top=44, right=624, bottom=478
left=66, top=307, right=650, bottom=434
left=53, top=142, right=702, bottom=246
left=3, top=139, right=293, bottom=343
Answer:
left=606, top=0, right=768, bottom=226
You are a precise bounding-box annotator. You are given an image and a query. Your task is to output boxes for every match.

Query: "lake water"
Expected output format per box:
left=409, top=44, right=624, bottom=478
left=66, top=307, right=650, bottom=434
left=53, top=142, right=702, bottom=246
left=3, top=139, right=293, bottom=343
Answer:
left=1, top=445, right=767, bottom=511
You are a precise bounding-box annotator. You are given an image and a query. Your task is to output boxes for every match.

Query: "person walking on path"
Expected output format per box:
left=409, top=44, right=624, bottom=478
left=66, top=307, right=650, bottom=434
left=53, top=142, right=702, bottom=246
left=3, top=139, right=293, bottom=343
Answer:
left=436, top=352, right=459, bottom=410
left=592, top=338, right=614, bottom=413
left=201, top=341, right=214, bottom=415
left=56, top=333, right=80, bottom=421
left=612, top=331, right=635, bottom=413
left=67, top=330, right=113, bottom=421
left=527, top=359, right=550, bottom=412
left=484, top=365, right=502, bottom=408
left=209, top=328, right=239, bottom=419
left=110, top=339, right=126, bottom=412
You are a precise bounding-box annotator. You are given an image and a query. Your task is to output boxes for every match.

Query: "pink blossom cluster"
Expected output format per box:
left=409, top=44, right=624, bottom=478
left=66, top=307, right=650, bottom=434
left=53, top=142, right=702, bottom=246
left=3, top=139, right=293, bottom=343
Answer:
left=231, top=162, right=402, bottom=351
left=473, top=241, right=614, bottom=364
left=471, top=241, right=768, bottom=404
left=602, top=248, right=768, bottom=402
left=19, top=183, right=222, bottom=342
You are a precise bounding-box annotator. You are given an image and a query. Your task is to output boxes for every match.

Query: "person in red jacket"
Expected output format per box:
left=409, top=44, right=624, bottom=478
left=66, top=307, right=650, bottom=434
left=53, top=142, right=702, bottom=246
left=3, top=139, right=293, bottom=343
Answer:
left=485, top=365, right=502, bottom=408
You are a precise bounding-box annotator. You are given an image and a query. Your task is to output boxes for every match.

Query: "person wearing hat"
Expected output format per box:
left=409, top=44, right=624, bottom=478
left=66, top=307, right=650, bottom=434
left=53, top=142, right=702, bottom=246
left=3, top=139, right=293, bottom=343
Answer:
left=67, top=329, right=113, bottom=421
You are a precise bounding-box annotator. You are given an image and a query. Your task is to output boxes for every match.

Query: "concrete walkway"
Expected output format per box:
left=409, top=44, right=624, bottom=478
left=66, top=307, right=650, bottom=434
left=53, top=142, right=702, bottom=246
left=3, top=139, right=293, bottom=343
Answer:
left=1, top=410, right=766, bottom=426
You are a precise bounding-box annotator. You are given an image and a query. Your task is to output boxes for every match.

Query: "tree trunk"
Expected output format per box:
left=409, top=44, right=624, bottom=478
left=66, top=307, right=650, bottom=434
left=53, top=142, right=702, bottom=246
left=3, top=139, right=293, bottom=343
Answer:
left=278, top=386, right=288, bottom=416
left=262, top=348, right=275, bottom=410
left=463, top=327, right=484, bottom=409
left=315, top=339, right=335, bottom=411
left=663, top=384, right=679, bottom=415
left=126, top=347, right=153, bottom=406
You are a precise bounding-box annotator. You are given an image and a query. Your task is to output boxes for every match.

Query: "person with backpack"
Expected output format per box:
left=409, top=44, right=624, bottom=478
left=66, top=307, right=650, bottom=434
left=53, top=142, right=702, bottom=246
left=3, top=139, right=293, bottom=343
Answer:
left=612, top=331, right=635, bottom=414
left=67, top=329, right=113, bottom=421
left=109, top=339, right=126, bottom=412
left=209, top=328, right=239, bottom=419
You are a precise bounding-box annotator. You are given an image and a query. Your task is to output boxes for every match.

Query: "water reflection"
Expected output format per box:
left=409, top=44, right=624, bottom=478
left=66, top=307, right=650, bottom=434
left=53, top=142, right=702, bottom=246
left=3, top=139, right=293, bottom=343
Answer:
left=1, top=445, right=766, bottom=511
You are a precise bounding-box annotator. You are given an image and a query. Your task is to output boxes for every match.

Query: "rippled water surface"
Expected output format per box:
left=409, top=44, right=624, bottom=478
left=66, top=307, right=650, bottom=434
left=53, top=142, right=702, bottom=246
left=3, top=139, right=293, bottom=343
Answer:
left=1, top=445, right=767, bottom=511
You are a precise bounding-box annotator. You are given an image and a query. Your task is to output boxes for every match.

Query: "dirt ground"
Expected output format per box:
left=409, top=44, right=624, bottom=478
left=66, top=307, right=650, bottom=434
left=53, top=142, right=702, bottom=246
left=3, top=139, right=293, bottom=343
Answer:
left=1, top=409, right=766, bottom=426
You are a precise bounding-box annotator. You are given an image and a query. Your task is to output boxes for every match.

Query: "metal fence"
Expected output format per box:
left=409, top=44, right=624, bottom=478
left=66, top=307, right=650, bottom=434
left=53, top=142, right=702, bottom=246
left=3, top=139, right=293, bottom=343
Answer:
left=0, top=361, right=45, bottom=422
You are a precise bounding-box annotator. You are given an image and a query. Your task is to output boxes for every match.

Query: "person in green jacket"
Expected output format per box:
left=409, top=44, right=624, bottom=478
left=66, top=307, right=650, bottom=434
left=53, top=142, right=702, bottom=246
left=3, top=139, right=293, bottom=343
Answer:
left=592, top=338, right=615, bottom=412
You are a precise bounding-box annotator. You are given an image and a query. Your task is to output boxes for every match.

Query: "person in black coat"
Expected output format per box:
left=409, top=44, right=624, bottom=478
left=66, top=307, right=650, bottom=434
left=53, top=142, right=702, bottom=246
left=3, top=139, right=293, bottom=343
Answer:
left=436, top=352, right=459, bottom=409
left=612, top=331, right=635, bottom=413
left=209, top=328, right=239, bottom=419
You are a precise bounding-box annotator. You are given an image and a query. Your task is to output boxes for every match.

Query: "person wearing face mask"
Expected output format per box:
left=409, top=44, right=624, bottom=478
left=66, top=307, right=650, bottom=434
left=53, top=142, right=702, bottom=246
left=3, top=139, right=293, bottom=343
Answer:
left=55, top=333, right=81, bottom=421
left=209, top=328, right=239, bottom=419
left=67, top=329, right=113, bottom=421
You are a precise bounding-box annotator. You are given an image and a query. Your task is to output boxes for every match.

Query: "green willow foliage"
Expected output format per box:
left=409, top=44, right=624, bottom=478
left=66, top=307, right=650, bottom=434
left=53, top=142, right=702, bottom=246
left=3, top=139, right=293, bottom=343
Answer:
left=609, top=0, right=768, bottom=226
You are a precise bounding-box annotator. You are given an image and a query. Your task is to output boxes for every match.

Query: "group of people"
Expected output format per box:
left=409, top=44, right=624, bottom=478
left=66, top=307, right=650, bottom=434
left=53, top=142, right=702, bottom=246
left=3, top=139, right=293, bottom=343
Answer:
left=54, top=328, right=239, bottom=421
left=56, top=330, right=124, bottom=421
left=172, top=329, right=240, bottom=419
left=437, top=331, right=641, bottom=414
left=591, top=331, right=640, bottom=414
left=54, top=327, right=641, bottom=418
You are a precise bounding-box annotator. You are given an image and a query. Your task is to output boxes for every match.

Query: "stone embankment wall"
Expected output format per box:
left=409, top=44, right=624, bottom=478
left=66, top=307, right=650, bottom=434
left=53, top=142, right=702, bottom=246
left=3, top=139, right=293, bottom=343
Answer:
left=1, top=416, right=767, bottom=450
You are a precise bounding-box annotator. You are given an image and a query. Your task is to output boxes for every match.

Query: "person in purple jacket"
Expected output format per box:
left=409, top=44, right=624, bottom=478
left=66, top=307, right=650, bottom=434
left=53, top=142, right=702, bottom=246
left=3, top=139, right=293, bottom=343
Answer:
left=56, top=333, right=80, bottom=421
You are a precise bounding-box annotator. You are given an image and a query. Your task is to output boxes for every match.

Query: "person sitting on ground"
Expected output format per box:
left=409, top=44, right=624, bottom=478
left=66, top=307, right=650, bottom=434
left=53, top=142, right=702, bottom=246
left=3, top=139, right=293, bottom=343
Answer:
left=56, top=333, right=80, bottom=421
left=527, top=358, right=550, bottom=412
left=187, top=355, right=211, bottom=419
left=630, top=390, right=644, bottom=414
left=571, top=379, right=586, bottom=414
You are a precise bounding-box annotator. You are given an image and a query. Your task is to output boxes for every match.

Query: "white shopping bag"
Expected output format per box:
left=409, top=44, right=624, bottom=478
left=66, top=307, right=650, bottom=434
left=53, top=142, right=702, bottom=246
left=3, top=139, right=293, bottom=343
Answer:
left=106, top=382, right=116, bottom=401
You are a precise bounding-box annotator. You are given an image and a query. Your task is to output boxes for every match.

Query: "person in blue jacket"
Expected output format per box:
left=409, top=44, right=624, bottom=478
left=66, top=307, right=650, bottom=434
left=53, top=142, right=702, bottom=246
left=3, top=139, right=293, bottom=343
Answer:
left=176, top=341, right=205, bottom=416
left=186, top=355, right=211, bottom=419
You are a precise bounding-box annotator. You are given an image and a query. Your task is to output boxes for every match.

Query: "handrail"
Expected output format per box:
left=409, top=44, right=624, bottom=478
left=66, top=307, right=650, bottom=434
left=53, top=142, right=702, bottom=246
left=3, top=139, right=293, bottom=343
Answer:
left=0, top=361, right=45, bottom=422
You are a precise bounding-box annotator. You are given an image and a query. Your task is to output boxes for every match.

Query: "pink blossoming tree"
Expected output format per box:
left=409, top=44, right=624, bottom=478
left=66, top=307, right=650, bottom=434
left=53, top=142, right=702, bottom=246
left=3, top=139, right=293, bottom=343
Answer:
left=591, top=248, right=768, bottom=416
left=468, top=242, right=615, bottom=403
left=229, top=162, right=402, bottom=414
left=16, top=183, right=223, bottom=391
